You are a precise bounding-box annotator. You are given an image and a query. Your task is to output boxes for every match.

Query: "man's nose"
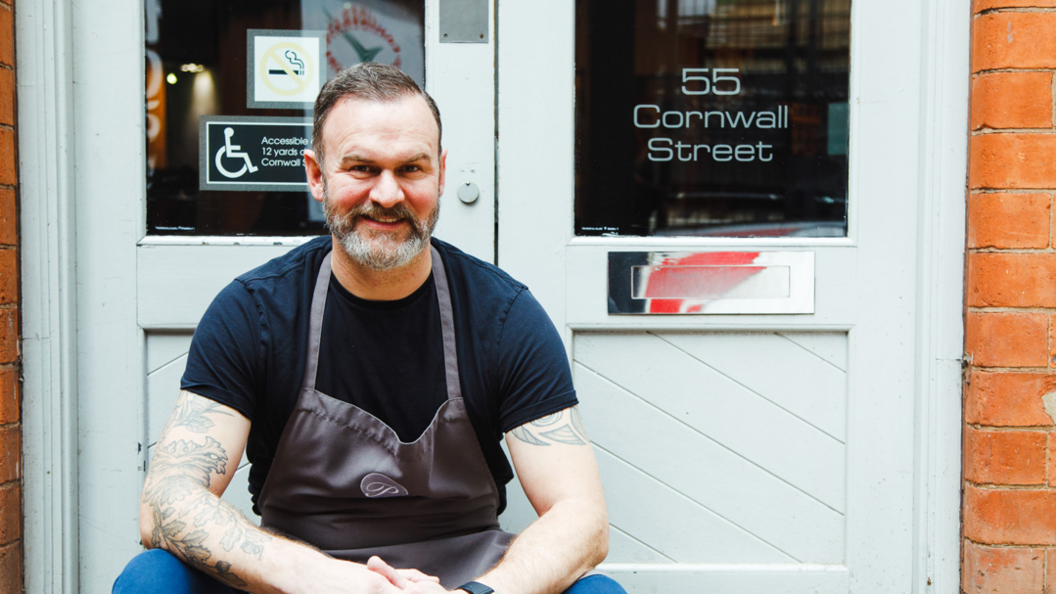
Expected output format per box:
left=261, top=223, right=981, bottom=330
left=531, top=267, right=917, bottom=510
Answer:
left=369, top=170, right=404, bottom=207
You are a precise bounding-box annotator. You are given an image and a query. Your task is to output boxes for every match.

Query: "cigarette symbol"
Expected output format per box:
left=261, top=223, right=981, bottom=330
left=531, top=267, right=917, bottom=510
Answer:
left=269, top=50, right=305, bottom=76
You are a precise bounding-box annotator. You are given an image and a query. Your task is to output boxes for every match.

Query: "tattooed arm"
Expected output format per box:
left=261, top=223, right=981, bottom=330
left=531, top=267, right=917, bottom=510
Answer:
left=477, top=406, right=608, bottom=594
left=140, top=390, right=408, bottom=594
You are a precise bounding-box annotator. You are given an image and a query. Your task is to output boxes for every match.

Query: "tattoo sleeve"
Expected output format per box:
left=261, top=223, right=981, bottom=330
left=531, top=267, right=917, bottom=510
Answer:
left=142, top=391, right=271, bottom=588
left=510, top=407, right=590, bottom=446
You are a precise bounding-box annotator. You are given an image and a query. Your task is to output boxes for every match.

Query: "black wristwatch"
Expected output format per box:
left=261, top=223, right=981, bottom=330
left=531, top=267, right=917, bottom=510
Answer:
left=457, top=581, right=495, bottom=594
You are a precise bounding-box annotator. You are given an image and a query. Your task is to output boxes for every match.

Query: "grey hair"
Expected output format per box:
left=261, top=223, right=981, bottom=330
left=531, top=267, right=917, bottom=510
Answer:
left=312, top=62, right=442, bottom=166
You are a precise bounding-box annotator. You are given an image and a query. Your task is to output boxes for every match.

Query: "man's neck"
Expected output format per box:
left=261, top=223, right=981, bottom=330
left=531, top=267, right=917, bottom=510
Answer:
left=329, top=238, right=433, bottom=301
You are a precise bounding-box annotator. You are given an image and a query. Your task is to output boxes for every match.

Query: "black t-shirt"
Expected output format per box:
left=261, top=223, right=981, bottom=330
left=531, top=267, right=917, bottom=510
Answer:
left=181, top=236, right=577, bottom=514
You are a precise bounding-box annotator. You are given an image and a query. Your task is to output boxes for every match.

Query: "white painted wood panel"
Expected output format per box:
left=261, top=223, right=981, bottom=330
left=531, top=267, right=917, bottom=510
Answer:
left=597, top=449, right=794, bottom=563
left=576, top=333, right=846, bottom=511
left=137, top=245, right=296, bottom=329
left=602, top=565, right=848, bottom=594
left=777, top=332, right=848, bottom=371
left=575, top=362, right=844, bottom=563
left=608, top=527, right=673, bottom=564
left=425, top=0, right=497, bottom=264
left=146, top=354, right=186, bottom=447
left=146, top=332, right=194, bottom=373
left=660, top=332, right=847, bottom=441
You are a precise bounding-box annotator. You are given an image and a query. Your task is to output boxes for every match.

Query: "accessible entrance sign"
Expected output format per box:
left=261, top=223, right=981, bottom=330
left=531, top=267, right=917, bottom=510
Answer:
left=247, top=29, right=326, bottom=108
left=199, top=116, right=313, bottom=192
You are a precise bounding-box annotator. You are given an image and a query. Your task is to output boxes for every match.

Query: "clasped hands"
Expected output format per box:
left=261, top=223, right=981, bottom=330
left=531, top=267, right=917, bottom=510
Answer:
left=366, top=555, right=454, bottom=594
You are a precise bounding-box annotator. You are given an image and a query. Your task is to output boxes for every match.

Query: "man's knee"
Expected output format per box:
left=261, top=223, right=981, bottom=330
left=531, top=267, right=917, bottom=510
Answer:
left=112, top=549, right=233, bottom=594
left=564, top=575, right=627, bottom=594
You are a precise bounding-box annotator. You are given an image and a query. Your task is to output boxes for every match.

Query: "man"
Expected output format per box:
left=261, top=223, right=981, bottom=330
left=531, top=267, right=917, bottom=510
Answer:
left=113, top=63, right=622, bottom=594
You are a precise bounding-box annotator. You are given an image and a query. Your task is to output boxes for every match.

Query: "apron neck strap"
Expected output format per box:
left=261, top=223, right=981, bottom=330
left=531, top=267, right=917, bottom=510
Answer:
left=301, top=245, right=462, bottom=402
left=302, top=251, right=333, bottom=393
left=430, top=244, right=463, bottom=402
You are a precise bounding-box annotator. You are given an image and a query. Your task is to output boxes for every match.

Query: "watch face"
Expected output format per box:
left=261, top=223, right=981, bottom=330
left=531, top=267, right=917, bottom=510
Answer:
left=459, top=582, right=494, bottom=594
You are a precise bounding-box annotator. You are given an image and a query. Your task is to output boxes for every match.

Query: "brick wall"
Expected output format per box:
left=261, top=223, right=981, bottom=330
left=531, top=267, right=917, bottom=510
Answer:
left=964, top=2, right=1056, bottom=593
left=0, top=0, right=19, bottom=591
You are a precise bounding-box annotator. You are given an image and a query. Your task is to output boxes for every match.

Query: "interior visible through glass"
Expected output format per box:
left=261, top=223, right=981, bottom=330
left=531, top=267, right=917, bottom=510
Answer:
left=144, top=0, right=424, bottom=236
left=575, top=0, right=852, bottom=238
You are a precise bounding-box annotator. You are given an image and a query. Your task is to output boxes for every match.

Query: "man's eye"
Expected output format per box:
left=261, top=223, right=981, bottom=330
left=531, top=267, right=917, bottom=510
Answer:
left=350, top=165, right=375, bottom=174
left=402, top=165, right=423, bottom=174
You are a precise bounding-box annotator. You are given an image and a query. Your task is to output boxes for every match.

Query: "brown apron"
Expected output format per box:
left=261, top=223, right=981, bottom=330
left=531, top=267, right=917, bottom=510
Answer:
left=257, top=247, right=515, bottom=587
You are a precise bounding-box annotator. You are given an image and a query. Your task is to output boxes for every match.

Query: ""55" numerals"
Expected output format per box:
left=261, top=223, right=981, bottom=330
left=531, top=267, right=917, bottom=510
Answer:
left=681, top=68, right=741, bottom=96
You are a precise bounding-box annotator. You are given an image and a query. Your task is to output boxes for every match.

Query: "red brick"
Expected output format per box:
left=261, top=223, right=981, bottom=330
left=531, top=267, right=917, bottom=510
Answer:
left=968, top=193, right=1050, bottom=248
left=0, top=128, right=14, bottom=186
left=969, top=253, right=1056, bottom=307
left=966, top=312, right=1049, bottom=367
left=0, top=68, right=12, bottom=128
left=0, top=250, right=15, bottom=306
left=1048, top=549, right=1056, bottom=594
left=973, top=13, right=1056, bottom=72
left=965, top=427, right=1047, bottom=484
left=1052, top=316, right=1056, bottom=368
left=972, top=72, right=1053, bottom=130
left=975, top=0, right=1056, bottom=11
left=0, top=368, right=15, bottom=425
left=966, top=371, right=1056, bottom=426
left=0, top=541, right=20, bottom=594
left=0, top=7, right=11, bottom=69
left=0, top=483, right=19, bottom=545
left=962, top=540, right=1044, bottom=594
left=971, top=134, right=1056, bottom=190
left=0, top=426, right=17, bottom=484
left=0, top=189, right=13, bottom=246
left=0, top=309, right=14, bottom=365
left=1049, top=434, right=1056, bottom=486
left=964, top=485, right=1056, bottom=544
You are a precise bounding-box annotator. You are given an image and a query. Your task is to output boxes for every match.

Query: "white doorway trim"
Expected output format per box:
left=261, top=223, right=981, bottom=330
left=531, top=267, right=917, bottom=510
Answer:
left=913, top=1, right=969, bottom=592
left=17, top=0, right=81, bottom=592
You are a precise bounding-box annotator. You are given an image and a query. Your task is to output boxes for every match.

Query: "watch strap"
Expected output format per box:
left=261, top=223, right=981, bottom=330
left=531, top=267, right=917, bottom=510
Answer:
left=458, top=581, right=495, bottom=594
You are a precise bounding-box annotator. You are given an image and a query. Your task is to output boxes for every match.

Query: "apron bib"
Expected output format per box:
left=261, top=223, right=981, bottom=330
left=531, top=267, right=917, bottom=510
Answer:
left=257, top=247, right=515, bottom=587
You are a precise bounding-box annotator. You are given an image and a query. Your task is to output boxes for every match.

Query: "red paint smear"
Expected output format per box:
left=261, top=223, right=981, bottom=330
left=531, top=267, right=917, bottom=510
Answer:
left=646, top=252, right=762, bottom=313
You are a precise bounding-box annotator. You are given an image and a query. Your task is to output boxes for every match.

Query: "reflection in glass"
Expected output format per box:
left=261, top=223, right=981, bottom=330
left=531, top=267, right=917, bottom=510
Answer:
left=576, top=0, right=852, bottom=238
left=144, top=0, right=424, bottom=236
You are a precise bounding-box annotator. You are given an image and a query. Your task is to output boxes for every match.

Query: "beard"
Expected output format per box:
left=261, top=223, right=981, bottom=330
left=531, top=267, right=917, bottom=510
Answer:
left=322, top=179, right=440, bottom=271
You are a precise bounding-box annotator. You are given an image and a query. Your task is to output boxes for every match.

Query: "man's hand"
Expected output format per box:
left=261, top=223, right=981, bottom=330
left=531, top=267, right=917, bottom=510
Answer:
left=278, top=554, right=413, bottom=594
left=367, top=556, right=441, bottom=588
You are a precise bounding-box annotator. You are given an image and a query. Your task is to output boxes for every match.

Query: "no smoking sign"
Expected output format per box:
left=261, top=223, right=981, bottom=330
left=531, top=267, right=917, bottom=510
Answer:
left=247, top=29, right=326, bottom=109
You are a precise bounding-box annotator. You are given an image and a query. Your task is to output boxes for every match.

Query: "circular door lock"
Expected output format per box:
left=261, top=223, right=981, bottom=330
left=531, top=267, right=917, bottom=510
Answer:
left=457, top=181, right=480, bottom=204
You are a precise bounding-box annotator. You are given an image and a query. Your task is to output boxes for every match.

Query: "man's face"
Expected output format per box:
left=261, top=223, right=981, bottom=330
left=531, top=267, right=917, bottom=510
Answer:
left=306, top=95, right=446, bottom=270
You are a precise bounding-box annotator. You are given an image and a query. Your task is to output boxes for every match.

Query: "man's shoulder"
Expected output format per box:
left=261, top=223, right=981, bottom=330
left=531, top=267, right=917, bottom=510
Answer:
left=234, top=235, right=332, bottom=291
left=432, top=237, right=527, bottom=297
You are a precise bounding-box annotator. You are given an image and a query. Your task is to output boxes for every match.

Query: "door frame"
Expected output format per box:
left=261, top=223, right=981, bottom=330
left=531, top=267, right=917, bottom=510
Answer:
left=496, top=1, right=967, bottom=592
left=18, top=0, right=968, bottom=592
left=19, top=0, right=85, bottom=591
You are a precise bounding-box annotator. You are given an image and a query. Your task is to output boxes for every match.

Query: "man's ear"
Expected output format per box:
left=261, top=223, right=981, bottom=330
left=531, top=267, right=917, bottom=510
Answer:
left=437, top=148, right=447, bottom=196
left=304, top=149, right=325, bottom=202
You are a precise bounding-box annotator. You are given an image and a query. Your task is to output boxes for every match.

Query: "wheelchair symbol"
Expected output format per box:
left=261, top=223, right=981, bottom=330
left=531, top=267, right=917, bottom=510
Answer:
left=214, top=127, right=259, bottom=179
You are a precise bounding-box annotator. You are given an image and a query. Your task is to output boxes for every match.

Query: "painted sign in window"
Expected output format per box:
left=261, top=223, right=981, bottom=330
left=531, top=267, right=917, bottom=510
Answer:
left=575, top=0, right=852, bottom=238
left=144, top=0, right=424, bottom=236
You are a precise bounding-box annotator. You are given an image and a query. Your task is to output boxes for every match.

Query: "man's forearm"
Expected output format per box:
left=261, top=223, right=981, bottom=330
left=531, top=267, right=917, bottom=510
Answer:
left=140, top=442, right=323, bottom=593
left=476, top=497, right=608, bottom=594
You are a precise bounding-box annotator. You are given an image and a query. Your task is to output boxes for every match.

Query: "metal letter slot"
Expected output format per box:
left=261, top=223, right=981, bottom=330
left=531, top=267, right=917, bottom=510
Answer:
left=439, top=0, right=489, bottom=43
left=608, top=251, right=815, bottom=315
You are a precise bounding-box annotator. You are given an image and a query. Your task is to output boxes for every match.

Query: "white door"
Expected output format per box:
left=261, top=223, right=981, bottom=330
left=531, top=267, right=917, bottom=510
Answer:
left=494, top=1, right=965, bottom=593
left=32, top=0, right=497, bottom=591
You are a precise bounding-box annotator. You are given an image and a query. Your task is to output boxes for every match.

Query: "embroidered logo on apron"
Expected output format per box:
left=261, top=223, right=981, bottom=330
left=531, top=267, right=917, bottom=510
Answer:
left=360, top=473, right=409, bottom=498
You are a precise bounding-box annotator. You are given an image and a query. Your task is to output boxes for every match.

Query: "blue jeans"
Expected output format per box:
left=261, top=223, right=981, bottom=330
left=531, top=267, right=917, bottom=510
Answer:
left=113, top=549, right=628, bottom=594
